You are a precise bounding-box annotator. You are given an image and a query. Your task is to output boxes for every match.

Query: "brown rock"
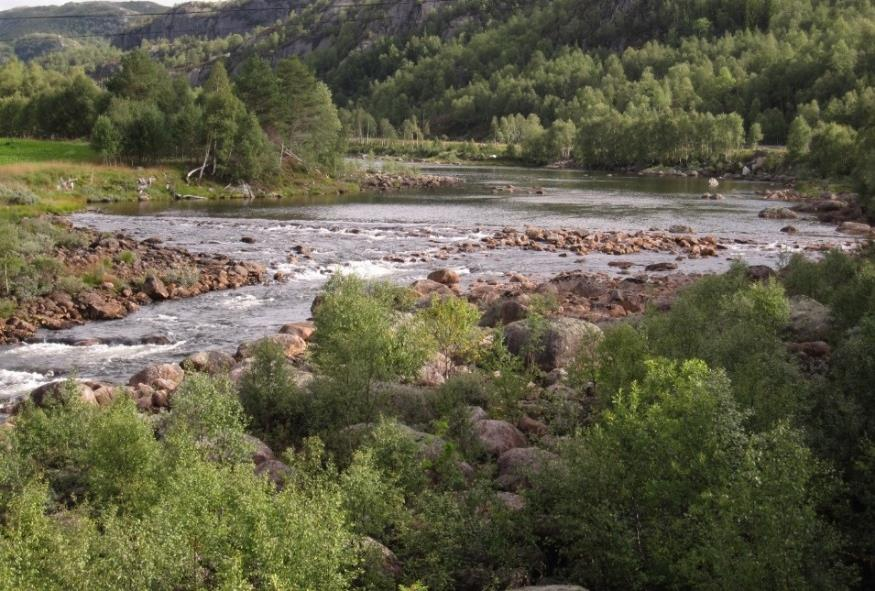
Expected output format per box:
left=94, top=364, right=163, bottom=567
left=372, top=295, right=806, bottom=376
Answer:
left=278, top=321, right=316, bottom=341
left=182, top=350, right=236, bottom=374
left=77, top=291, right=127, bottom=320
left=427, top=268, right=461, bottom=286
left=128, top=363, right=185, bottom=391
left=236, top=334, right=307, bottom=360
left=475, top=419, right=527, bottom=456
left=143, top=275, right=170, bottom=300
left=496, top=446, right=557, bottom=490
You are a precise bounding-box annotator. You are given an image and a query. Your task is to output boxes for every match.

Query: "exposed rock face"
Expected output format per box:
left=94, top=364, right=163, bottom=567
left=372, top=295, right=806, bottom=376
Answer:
left=787, top=295, right=832, bottom=342
left=504, top=317, right=602, bottom=371
left=474, top=419, right=527, bottom=456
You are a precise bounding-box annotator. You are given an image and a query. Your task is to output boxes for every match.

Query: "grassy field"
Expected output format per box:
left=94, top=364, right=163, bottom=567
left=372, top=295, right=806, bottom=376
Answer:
left=0, top=138, right=358, bottom=221
left=0, top=137, right=97, bottom=165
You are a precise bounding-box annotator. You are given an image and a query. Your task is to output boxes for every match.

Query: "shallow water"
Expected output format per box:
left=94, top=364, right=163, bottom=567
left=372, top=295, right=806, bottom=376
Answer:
left=0, top=164, right=858, bottom=400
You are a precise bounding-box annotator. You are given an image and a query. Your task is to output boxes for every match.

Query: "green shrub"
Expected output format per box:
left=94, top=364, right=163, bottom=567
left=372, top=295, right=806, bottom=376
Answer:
left=419, top=294, right=482, bottom=379
left=643, top=265, right=805, bottom=429
left=0, top=182, right=39, bottom=205
left=238, top=340, right=310, bottom=450
left=312, top=273, right=432, bottom=428
left=529, top=359, right=849, bottom=590
left=164, top=373, right=252, bottom=464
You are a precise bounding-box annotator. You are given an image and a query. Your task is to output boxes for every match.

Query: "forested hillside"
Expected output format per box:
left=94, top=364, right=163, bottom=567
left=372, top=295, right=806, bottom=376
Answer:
left=0, top=1, right=165, bottom=41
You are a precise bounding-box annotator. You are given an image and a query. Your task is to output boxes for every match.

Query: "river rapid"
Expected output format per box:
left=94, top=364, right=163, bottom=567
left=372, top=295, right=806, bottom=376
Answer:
left=0, top=164, right=858, bottom=401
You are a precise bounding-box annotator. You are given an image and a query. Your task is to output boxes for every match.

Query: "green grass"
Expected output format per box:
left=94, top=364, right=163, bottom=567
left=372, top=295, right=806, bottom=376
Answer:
left=0, top=138, right=98, bottom=166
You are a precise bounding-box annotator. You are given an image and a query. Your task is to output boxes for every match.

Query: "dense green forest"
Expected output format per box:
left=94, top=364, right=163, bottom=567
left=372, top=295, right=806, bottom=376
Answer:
left=2, top=253, right=875, bottom=589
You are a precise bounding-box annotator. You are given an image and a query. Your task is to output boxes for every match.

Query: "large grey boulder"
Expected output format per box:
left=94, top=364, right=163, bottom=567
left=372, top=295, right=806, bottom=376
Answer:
left=497, top=447, right=557, bottom=491
left=475, top=419, right=527, bottom=456
left=504, top=318, right=602, bottom=371
left=787, top=295, right=832, bottom=342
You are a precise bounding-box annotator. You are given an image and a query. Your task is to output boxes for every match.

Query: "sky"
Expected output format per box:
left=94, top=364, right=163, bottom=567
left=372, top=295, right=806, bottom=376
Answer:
left=0, top=0, right=202, bottom=10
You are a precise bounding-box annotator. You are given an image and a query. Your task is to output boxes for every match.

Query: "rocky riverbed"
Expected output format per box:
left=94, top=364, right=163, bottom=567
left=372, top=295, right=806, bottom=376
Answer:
left=0, top=221, right=267, bottom=344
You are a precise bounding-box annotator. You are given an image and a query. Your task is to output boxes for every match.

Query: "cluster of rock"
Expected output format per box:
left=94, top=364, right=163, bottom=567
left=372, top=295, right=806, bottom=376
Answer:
left=491, top=184, right=546, bottom=195
left=0, top=224, right=267, bottom=344
left=360, top=172, right=462, bottom=192
left=470, top=226, right=721, bottom=258
left=467, top=270, right=697, bottom=325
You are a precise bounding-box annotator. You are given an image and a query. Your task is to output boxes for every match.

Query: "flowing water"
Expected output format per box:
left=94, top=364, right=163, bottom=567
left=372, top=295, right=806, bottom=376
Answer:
left=0, top=164, right=858, bottom=401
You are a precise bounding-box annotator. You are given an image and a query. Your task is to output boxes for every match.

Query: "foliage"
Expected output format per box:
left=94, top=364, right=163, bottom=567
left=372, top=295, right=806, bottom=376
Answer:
left=529, top=358, right=850, bottom=590
left=311, top=274, right=432, bottom=429
left=238, top=340, right=310, bottom=451
left=0, top=378, right=360, bottom=590
left=420, top=294, right=482, bottom=379
left=642, top=264, right=805, bottom=429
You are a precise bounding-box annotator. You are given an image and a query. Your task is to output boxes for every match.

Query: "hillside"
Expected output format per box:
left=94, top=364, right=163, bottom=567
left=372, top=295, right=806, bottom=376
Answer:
left=0, top=1, right=166, bottom=42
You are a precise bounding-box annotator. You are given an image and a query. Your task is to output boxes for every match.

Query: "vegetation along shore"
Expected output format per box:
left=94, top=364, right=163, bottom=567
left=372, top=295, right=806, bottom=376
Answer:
left=1, top=0, right=875, bottom=588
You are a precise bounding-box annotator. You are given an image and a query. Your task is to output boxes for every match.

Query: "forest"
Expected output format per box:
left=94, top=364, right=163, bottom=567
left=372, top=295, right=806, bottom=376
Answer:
left=0, top=51, right=344, bottom=183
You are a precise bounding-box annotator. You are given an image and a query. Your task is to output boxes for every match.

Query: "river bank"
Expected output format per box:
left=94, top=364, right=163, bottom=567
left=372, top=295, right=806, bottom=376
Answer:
left=0, top=218, right=267, bottom=344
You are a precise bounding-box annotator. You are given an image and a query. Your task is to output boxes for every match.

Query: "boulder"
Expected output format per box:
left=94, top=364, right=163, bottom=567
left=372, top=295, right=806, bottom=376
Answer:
left=411, top=279, right=455, bottom=299
left=361, top=537, right=403, bottom=580
left=837, top=221, right=872, bottom=236
left=77, top=291, right=126, bottom=320
left=787, top=295, right=832, bottom=342
left=278, top=321, right=316, bottom=341
left=668, top=224, right=694, bottom=234
left=479, top=298, right=529, bottom=327
left=182, top=350, right=235, bottom=375
left=746, top=265, right=775, bottom=282
left=497, top=446, right=557, bottom=490
left=780, top=225, right=798, bottom=234
left=497, top=491, right=526, bottom=512
left=427, top=268, right=461, bottom=286
left=787, top=341, right=831, bottom=358
left=504, top=318, right=602, bottom=371
left=29, top=380, right=98, bottom=407
left=236, top=334, right=307, bottom=360
left=143, top=275, right=170, bottom=300
left=254, top=459, right=292, bottom=488
left=244, top=434, right=275, bottom=465
left=759, top=207, right=799, bottom=220
left=644, top=262, right=678, bottom=272
left=128, top=363, right=184, bottom=391
left=475, top=419, right=527, bottom=456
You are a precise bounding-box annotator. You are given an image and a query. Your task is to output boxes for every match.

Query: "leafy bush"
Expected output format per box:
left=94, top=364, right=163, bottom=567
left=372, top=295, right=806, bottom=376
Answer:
left=311, top=273, right=432, bottom=428
left=238, top=340, right=310, bottom=450
left=643, top=265, right=805, bottom=429
left=0, top=378, right=360, bottom=590
left=529, top=359, right=850, bottom=590
left=0, top=181, right=39, bottom=205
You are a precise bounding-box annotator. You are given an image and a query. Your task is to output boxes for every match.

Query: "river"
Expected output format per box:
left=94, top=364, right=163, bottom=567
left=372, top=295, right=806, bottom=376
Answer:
left=0, top=164, right=856, bottom=401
